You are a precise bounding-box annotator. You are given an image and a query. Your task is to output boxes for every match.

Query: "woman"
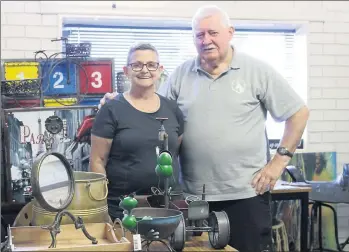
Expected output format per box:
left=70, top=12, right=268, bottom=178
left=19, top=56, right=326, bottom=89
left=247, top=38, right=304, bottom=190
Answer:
left=90, top=43, right=184, bottom=221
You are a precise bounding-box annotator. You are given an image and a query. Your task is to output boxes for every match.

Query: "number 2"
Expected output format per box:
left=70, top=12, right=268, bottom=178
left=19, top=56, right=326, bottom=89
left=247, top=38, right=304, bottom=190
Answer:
left=53, top=72, right=64, bottom=88
left=91, top=71, right=102, bottom=88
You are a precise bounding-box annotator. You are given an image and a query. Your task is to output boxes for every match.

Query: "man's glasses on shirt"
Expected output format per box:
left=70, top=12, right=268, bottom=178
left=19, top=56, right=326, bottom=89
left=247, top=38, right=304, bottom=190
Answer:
left=128, top=62, right=159, bottom=72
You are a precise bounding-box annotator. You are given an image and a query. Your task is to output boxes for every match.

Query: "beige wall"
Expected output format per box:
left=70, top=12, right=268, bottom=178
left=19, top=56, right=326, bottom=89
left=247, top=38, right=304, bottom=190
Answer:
left=1, top=1, right=349, bottom=243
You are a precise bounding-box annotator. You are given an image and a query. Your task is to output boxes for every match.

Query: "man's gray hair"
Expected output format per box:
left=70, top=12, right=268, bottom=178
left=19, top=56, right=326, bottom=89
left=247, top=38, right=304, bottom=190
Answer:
left=126, top=42, right=159, bottom=64
left=191, top=5, right=231, bottom=29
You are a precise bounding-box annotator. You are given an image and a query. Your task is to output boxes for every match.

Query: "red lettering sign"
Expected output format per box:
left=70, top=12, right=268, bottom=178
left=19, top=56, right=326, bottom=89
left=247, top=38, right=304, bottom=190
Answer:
left=79, top=61, right=113, bottom=94
left=20, top=125, right=45, bottom=144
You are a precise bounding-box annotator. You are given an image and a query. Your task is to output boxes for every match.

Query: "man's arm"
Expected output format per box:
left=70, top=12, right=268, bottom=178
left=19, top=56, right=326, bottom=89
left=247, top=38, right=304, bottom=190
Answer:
left=272, top=105, right=309, bottom=166
left=90, top=135, right=113, bottom=175
left=251, top=62, right=310, bottom=194
left=98, top=92, right=118, bottom=109
left=157, top=67, right=181, bottom=100
left=252, top=106, right=309, bottom=194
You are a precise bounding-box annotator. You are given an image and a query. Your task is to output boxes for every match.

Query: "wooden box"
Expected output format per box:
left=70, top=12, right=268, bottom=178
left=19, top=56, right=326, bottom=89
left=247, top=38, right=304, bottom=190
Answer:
left=8, top=223, right=131, bottom=251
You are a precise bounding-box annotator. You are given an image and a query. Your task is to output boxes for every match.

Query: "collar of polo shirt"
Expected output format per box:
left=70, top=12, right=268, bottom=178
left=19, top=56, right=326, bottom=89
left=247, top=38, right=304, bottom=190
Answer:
left=191, top=45, right=240, bottom=72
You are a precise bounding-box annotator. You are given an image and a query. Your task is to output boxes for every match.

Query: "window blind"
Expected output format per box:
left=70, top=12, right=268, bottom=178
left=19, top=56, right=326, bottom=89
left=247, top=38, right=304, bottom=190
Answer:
left=62, top=24, right=298, bottom=141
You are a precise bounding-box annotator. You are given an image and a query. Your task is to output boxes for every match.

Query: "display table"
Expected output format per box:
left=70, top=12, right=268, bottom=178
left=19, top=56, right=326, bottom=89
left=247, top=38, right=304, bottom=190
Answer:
left=181, top=234, right=237, bottom=251
left=272, top=180, right=312, bottom=194
left=113, top=226, right=237, bottom=251
left=271, top=180, right=312, bottom=252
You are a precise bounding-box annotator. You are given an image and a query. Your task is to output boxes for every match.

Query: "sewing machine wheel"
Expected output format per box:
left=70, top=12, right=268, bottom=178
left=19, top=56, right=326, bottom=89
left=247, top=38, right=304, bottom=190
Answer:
left=13, top=201, right=33, bottom=227
left=208, top=211, right=230, bottom=249
left=169, top=214, right=186, bottom=251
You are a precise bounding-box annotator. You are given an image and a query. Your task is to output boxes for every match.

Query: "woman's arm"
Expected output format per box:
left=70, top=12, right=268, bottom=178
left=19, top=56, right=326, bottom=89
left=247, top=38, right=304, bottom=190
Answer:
left=178, top=134, right=183, bottom=146
left=175, top=104, right=185, bottom=155
left=90, top=135, right=113, bottom=175
left=177, top=134, right=183, bottom=154
left=89, top=101, right=118, bottom=175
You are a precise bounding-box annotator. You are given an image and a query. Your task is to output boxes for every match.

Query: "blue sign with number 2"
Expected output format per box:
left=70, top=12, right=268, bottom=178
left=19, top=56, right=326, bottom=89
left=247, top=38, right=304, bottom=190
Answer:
left=42, top=61, right=77, bottom=96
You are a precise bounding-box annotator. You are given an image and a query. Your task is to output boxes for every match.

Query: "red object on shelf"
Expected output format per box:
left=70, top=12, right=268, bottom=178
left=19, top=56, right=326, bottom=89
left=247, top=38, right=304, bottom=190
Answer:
left=76, top=114, right=95, bottom=142
left=4, top=99, right=40, bottom=109
left=79, top=60, right=113, bottom=95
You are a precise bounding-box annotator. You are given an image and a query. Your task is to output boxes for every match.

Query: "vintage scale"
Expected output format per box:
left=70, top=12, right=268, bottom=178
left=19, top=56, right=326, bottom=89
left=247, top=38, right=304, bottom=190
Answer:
left=117, top=118, right=231, bottom=252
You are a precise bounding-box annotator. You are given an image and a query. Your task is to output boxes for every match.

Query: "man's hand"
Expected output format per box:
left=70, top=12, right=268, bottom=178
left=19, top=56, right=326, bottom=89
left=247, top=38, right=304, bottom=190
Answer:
left=251, top=156, right=289, bottom=195
left=251, top=106, right=309, bottom=195
left=98, top=92, right=118, bottom=109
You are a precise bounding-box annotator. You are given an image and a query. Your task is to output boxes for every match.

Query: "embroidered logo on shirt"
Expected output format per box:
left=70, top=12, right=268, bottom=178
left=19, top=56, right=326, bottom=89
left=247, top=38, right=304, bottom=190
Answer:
left=231, top=79, right=246, bottom=94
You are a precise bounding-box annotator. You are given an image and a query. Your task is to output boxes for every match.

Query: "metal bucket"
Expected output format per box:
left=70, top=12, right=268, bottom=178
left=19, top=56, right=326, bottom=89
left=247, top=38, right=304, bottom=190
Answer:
left=31, top=171, right=112, bottom=226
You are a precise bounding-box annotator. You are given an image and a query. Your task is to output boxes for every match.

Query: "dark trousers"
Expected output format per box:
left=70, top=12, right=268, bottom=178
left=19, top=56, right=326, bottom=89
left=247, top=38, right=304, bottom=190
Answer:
left=108, top=198, right=124, bottom=222
left=209, top=192, right=273, bottom=252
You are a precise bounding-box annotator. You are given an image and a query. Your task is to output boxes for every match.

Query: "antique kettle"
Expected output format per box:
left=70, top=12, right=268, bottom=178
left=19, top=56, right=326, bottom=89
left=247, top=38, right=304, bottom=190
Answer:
left=30, top=151, right=112, bottom=226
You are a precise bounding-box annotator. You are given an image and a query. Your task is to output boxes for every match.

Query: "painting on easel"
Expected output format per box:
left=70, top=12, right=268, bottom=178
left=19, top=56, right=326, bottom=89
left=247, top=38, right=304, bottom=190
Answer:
left=272, top=152, right=337, bottom=251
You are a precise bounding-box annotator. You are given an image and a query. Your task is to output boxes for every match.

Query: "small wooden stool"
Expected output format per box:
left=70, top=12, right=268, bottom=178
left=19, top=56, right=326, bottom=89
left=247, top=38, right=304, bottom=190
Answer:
left=272, top=218, right=289, bottom=252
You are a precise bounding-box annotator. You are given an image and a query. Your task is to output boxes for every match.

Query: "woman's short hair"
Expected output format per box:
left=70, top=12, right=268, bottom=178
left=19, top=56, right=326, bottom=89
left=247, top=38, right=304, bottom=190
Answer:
left=126, top=42, right=159, bottom=64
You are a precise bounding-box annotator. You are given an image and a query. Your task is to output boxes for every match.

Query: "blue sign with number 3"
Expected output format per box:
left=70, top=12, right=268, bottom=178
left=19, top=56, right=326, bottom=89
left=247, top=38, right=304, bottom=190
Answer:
left=41, top=61, right=77, bottom=96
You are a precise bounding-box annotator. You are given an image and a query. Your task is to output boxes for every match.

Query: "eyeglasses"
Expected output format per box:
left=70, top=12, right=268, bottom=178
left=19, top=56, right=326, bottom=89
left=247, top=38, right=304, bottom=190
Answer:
left=128, top=62, right=159, bottom=72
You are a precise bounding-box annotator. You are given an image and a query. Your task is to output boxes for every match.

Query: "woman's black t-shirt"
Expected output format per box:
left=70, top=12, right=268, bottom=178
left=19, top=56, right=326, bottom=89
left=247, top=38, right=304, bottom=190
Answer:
left=91, top=93, right=184, bottom=218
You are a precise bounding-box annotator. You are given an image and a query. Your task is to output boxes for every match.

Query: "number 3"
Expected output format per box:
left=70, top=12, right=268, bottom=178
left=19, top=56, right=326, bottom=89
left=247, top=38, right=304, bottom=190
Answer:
left=91, top=71, right=102, bottom=88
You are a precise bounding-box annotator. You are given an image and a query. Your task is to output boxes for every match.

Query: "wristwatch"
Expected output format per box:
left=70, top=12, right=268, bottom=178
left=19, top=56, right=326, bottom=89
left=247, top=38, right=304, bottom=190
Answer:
left=276, top=147, right=293, bottom=158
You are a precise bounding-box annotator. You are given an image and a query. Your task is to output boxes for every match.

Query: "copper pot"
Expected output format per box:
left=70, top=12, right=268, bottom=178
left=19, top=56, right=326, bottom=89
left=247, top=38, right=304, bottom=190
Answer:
left=31, top=171, right=112, bottom=226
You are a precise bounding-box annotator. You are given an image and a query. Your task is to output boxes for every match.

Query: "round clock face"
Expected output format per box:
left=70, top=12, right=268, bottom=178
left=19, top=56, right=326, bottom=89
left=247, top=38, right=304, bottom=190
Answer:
left=45, top=115, right=64, bottom=134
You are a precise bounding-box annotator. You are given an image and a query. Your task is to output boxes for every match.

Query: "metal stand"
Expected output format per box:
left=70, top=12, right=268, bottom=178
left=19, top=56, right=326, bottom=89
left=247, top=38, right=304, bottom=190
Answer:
left=141, top=238, right=175, bottom=252
left=156, top=117, right=170, bottom=209
left=164, top=177, right=170, bottom=209
left=41, top=210, right=98, bottom=248
left=309, top=201, right=349, bottom=252
left=135, top=214, right=179, bottom=252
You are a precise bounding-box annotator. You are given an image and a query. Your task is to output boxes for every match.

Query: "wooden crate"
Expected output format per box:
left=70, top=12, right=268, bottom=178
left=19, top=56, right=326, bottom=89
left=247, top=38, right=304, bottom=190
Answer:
left=8, top=223, right=131, bottom=251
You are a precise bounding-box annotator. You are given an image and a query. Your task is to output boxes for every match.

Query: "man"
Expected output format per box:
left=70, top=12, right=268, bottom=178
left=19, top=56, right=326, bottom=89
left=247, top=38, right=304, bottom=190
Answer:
left=99, top=5, right=309, bottom=252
